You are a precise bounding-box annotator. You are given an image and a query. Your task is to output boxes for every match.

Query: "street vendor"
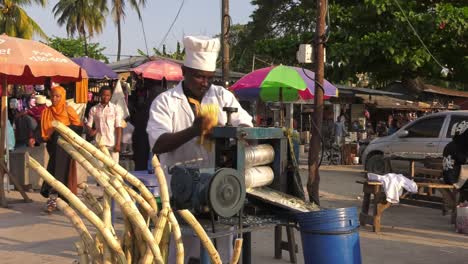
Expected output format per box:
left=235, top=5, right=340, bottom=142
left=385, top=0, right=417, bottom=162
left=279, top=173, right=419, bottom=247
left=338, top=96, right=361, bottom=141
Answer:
left=147, top=35, right=253, bottom=263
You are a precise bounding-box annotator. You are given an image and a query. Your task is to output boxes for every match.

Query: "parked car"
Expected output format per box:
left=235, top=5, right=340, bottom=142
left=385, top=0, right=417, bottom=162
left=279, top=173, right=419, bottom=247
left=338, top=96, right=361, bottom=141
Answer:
left=362, top=111, right=468, bottom=174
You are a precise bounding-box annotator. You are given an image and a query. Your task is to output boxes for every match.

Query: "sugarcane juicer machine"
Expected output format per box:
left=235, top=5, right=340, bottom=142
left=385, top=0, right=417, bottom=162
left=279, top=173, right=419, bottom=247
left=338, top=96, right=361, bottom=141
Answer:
left=170, top=107, right=305, bottom=218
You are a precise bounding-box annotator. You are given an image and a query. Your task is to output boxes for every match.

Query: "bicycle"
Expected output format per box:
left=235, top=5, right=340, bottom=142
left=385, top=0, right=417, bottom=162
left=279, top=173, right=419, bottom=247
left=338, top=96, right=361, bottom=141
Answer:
left=319, top=138, right=342, bottom=165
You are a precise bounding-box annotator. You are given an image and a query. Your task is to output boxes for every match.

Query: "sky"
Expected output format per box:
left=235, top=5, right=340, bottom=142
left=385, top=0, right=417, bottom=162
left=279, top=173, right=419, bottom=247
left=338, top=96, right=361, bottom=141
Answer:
left=24, top=0, right=256, bottom=62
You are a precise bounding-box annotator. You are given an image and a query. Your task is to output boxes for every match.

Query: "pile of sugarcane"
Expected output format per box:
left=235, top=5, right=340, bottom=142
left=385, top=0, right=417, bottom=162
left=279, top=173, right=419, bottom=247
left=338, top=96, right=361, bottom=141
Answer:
left=27, top=121, right=243, bottom=264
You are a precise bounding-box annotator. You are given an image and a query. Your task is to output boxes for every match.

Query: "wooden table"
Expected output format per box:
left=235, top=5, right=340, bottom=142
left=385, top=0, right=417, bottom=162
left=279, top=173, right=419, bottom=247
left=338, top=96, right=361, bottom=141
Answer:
left=358, top=153, right=459, bottom=233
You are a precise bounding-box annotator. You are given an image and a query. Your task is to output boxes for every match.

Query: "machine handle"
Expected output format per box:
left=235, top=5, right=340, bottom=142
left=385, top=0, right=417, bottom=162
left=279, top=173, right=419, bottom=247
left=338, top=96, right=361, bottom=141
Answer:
left=223, top=107, right=238, bottom=126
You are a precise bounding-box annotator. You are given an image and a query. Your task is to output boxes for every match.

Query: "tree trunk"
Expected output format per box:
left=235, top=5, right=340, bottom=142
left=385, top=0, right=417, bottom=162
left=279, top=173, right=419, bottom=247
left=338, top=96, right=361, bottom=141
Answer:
left=83, top=31, right=89, bottom=57
left=117, top=18, right=122, bottom=61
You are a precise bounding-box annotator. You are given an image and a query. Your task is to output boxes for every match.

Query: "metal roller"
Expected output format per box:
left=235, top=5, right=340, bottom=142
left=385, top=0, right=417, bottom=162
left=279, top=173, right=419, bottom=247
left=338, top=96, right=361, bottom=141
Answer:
left=245, top=166, right=274, bottom=188
left=245, top=144, right=275, bottom=168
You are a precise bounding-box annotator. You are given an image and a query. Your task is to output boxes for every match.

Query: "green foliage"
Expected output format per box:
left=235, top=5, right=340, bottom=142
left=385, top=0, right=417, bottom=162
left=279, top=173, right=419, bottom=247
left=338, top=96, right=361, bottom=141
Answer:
left=47, top=36, right=109, bottom=63
left=138, top=42, right=185, bottom=61
left=53, top=0, right=107, bottom=55
left=231, top=0, right=468, bottom=86
left=0, top=0, right=47, bottom=39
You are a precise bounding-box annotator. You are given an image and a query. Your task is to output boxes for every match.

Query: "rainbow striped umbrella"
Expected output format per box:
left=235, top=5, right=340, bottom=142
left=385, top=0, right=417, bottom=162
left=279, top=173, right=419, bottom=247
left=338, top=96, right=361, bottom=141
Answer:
left=231, top=65, right=338, bottom=101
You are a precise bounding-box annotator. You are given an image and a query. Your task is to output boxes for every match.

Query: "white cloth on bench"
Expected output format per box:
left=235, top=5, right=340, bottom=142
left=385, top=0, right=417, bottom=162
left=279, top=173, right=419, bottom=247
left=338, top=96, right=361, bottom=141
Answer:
left=368, top=173, right=418, bottom=203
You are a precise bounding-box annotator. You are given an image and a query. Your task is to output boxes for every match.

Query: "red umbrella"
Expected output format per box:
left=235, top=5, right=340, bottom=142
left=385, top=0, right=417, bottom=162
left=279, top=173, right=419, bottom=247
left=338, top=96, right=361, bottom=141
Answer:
left=0, top=34, right=87, bottom=84
left=132, top=59, right=183, bottom=81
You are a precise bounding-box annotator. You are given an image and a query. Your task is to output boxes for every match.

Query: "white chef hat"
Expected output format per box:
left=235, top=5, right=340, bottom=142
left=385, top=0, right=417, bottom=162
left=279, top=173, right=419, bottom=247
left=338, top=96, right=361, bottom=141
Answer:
left=183, top=36, right=220, bottom=72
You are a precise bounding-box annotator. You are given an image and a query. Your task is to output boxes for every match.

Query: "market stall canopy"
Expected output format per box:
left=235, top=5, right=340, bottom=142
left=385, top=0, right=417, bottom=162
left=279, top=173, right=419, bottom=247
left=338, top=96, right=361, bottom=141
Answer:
left=0, top=34, right=87, bottom=84
left=357, top=94, right=459, bottom=110
left=230, top=65, right=338, bottom=102
left=72, top=57, right=117, bottom=79
left=132, top=59, right=183, bottom=81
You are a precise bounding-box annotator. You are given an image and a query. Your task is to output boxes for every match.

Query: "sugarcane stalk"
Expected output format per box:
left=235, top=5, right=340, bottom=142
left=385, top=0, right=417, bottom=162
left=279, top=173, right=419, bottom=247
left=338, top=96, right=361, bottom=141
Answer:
left=151, top=155, right=184, bottom=263
left=123, top=184, right=158, bottom=223
left=159, top=222, right=171, bottom=263
left=230, top=239, right=243, bottom=264
left=54, top=121, right=158, bottom=211
left=153, top=208, right=169, bottom=244
left=151, top=155, right=170, bottom=209
left=56, top=198, right=101, bottom=262
left=121, top=215, right=133, bottom=264
left=94, top=233, right=105, bottom=257
left=140, top=207, right=172, bottom=264
left=178, top=210, right=221, bottom=264
left=137, top=248, right=153, bottom=264
left=74, top=241, right=89, bottom=264
left=100, top=143, right=113, bottom=264
left=28, top=157, right=126, bottom=263
left=109, top=175, right=157, bottom=264
left=168, top=211, right=184, bottom=264
left=57, top=139, right=164, bottom=264
left=78, top=183, right=104, bottom=217
left=100, top=143, right=115, bottom=256
left=102, top=192, right=112, bottom=264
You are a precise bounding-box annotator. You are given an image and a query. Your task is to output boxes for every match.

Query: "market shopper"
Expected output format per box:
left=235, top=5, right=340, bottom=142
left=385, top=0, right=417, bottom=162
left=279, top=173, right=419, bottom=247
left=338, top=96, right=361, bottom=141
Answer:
left=86, top=86, right=123, bottom=162
left=40, top=86, right=82, bottom=213
left=147, top=35, right=253, bottom=263
left=388, top=119, right=401, bottom=135
left=15, top=95, right=48, bottom=146
left=334, top=115, right=347, bottom=147
left=443, top=124, right=468, bottom=202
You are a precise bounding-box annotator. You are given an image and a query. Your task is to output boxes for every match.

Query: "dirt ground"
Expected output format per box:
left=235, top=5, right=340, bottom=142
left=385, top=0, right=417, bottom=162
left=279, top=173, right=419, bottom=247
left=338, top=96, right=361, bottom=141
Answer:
left=1, top=165, right=468, bottom=264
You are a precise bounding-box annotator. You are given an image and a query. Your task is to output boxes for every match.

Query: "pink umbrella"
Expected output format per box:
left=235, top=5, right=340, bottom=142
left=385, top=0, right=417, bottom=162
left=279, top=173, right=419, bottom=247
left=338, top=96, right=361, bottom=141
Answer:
left=132, top=59, right=183, bottom=81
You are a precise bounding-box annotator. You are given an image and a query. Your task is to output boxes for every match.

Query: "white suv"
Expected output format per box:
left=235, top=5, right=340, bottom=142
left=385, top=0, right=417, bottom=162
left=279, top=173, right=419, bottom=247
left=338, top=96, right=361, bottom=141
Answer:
left=362, top=111, right=468, bottom=174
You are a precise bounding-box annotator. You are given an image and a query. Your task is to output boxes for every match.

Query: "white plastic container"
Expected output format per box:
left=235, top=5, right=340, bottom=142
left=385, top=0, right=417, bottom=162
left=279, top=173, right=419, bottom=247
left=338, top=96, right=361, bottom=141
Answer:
left=353, top=157, right=360, bottom=165
left=456, top=205, right=468, bottom=234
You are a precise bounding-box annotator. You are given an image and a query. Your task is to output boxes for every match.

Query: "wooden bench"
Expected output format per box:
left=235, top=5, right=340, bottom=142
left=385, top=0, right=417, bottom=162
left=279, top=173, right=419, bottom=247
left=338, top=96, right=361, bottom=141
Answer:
left=382, top=155, right=457, bottom=214
left=357, top=180, right=458, bottom=233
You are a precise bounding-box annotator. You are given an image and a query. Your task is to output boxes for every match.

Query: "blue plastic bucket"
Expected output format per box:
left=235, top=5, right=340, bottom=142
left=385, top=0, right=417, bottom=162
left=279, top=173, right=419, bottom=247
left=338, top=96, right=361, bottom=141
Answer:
left=296, top=207, right=362, bottom=264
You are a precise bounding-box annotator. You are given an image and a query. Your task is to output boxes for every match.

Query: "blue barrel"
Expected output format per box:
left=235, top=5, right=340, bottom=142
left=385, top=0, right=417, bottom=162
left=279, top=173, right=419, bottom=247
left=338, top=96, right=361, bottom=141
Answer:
left=296, top=207, right=362, bottom=264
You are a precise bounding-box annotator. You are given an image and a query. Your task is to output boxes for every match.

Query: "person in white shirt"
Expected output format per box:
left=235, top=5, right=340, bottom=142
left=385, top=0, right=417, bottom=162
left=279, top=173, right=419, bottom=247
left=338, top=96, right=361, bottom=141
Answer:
left=86, top=86, right=123, bottom=162
left=147, top=35, right=253, bottom=264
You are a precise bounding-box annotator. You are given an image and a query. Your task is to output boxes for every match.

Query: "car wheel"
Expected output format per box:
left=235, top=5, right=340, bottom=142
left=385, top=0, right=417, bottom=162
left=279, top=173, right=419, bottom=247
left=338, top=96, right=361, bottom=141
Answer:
left=366, top=154, right=386, bottom=174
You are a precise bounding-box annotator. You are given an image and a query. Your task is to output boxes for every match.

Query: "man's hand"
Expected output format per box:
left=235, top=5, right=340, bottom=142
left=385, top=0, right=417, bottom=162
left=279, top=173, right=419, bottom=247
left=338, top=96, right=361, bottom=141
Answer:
left=114, top=144, right=121, bottom=153
left=88, top=128, right=97, bottom=137
left=191, top=116, right=206, bottom=136
left=192, top=115, right=216, bottom=136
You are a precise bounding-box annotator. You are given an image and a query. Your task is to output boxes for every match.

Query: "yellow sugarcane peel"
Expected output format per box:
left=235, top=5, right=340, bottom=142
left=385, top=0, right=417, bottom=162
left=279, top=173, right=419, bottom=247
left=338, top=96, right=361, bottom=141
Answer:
left=198, top=103, right=219, bottom=151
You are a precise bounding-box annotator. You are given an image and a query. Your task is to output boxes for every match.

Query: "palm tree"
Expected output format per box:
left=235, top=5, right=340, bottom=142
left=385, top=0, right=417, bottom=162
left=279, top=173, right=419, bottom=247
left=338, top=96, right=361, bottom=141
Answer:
left=53, top=0, right=107, bottom=56
left=110, top=0, right=147, bottom=61
left=0, top=0, right=47, bottom=39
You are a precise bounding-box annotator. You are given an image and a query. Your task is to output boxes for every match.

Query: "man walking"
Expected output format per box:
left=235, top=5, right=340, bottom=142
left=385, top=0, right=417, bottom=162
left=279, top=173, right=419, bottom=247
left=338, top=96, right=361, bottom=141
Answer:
left=86, top=86, right=123, bottom=162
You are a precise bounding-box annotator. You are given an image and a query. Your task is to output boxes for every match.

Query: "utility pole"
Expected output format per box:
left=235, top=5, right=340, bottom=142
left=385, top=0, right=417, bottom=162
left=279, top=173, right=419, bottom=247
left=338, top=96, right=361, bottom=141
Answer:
left=308, top=0, right=327, bottom=205
left=221, top=0, right=230, bottom=87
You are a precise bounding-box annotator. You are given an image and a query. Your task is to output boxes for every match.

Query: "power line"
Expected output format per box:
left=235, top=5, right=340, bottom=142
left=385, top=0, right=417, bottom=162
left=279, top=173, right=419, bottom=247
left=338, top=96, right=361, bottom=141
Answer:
left=392, top=0, right=448, bottom=72
left=158, top=0, right=186, bottom=50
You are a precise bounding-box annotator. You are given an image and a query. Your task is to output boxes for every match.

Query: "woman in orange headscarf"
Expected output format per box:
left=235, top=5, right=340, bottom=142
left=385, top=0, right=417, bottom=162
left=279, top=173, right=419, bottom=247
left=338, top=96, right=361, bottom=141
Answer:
left=40, top=86, right=82, bottom=213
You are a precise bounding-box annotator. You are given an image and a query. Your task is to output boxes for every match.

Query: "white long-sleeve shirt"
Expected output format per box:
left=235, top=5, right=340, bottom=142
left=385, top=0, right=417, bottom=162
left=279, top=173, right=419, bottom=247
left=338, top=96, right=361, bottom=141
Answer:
left=147, top=82, right=253, bottom=183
